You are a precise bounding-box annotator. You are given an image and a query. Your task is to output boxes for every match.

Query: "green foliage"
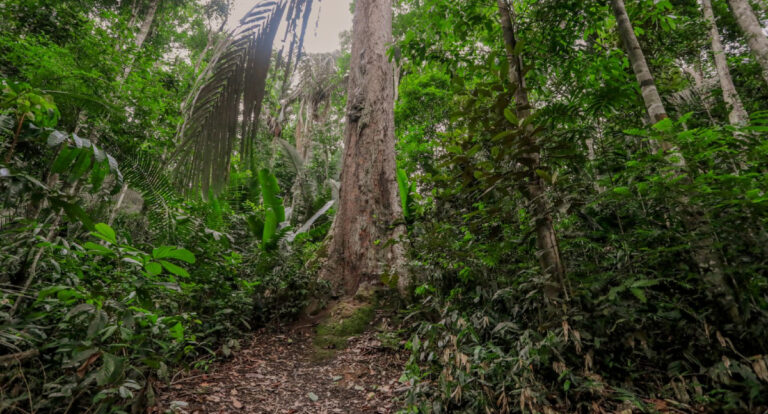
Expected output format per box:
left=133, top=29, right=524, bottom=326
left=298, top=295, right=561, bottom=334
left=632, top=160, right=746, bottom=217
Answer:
left=3, top=0, right=768, bottom=412
left=396, top=167, right=415, bottom=220
left=246, top=168, right=290, bottom=250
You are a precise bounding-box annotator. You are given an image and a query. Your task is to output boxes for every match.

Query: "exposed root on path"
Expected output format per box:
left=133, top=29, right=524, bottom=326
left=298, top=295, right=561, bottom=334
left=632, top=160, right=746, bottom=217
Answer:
left=153, top=324, right=407, bottom=414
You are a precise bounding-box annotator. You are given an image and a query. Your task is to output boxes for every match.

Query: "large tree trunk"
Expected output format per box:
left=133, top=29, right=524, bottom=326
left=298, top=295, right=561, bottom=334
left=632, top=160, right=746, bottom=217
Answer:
left=728, top=0, right=768, bottom=85
left=703, top=0, right=749, bottom=125
left=496, top=0, right=567, bottom=301
left=319, top=0, right=408, bottom=297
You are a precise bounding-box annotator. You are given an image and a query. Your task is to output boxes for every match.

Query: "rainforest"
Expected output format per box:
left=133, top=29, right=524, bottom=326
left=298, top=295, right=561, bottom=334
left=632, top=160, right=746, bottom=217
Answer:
left=1, top=0, right=767, bottom=413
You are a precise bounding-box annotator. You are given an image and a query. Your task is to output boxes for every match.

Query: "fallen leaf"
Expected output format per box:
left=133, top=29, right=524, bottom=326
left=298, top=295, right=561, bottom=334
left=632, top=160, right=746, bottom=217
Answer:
left=231, top=396, right=243, bottom=408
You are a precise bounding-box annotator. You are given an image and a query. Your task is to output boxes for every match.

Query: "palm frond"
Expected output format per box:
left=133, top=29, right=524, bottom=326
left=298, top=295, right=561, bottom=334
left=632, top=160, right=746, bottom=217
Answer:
left=275, top=137, right=304, bottom=173
left=173, top=0, right=315, bottom=197
left=285, top=199, right=334, bottom=242
left=0, top=114, right=14, bottom=139
left=120, top=152, right=180, bottom=239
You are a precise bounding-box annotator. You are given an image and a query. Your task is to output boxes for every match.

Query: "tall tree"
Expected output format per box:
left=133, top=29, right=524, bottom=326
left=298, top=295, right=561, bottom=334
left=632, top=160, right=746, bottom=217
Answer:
left=610, top=0, right=670, bottom=130
left=496, top=0, right=567, bottom=301
left=728, top=0, right=768, bottom=85
left=121, top=0, right=160, bottom=80
left=319, top=0, right=408, bottom=296
left=702, top=0, right=749, bottom=125
left=611, top=0, right=741, bottom=322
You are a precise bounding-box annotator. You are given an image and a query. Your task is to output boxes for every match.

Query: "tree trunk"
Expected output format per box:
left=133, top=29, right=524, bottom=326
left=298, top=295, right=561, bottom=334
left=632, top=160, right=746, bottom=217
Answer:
left=496, top=0, right=567, bottom=301
left=612, top=0, right=741, bottom=322
left=703, top=0, right=749, bottom=125
left=121, top=0, right=160, bottom=80
left=133, top=0, right=159, bottom=54
left=291, top=98, right=318, bottom=225
left=728, top=0, right=768, bottom=85
left=319, top=0, right=408, bottom=297
left=611, top=0, right=670, bottom=130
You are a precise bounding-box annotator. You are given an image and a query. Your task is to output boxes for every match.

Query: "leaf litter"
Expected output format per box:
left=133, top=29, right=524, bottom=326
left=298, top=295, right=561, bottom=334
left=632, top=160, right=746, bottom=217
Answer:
left=153, top=326, right=407, bottom=413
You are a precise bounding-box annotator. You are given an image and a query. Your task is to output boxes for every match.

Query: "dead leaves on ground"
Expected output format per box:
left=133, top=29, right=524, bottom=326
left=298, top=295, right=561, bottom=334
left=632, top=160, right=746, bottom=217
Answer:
left=153, top=329, right=407, bottom=414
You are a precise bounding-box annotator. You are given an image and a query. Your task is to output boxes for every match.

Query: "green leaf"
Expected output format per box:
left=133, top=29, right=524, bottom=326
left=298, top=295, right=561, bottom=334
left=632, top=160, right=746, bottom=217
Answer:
left=68, top=149, right=93, bottom=183
left=503, top=108, right=517, bottom=125
left=94, top=223, right=116, bottom=244
left=169, top=322, right=184, bottom=341
left=396, top=168, right=411, bottom=219
left=96, top=353, right=124, bottom=386
left=630, top=288, right=647, bottom=303
left=145, top=261, right=163, bottom=276
left=52, top=199, right=95, bottom=231
left=152, top=247, right=195, bottom=264
left=159, top=260, right=189, bottom=277
left=83, top=241, right=114, bottom=256
left=258, top=169, right=285, bottom=222
left=262, top=209, right=278, bottom=249
left=612, top=186, right=631, bottom=196
left=90, top=160, right=109, bottom=191
left=51, top=146, right=79, bottom=173
left=652, top=117, right=674, bottom=133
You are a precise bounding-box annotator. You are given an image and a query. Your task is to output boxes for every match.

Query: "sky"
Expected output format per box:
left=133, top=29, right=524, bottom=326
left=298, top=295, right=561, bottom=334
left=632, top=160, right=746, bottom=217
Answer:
left=229, top=0, right=353, bottom=53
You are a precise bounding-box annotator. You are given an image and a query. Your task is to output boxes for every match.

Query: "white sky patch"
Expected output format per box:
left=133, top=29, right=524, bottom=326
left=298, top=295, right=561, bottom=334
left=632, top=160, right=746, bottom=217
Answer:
left=229, top=0, right=353, bottom=53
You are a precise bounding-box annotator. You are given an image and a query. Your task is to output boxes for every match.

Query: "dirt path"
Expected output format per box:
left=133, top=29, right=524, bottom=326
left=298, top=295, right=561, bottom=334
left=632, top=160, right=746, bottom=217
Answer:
left=153, top=326, right=408, bottom=414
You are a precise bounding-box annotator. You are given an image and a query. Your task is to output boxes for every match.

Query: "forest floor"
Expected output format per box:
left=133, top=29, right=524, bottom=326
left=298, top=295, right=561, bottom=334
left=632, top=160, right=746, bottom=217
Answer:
left=153, top=313, right=408, bottom=414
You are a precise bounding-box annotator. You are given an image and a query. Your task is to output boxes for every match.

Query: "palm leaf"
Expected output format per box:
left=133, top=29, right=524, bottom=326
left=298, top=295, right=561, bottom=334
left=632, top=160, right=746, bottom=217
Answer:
left=119, top=152, right=180, bottom=239
left=275, top=137, right=304, bottom=173
left=173, top=0, right=315, bottom=196
left=0, top=115, right=14, bottom=139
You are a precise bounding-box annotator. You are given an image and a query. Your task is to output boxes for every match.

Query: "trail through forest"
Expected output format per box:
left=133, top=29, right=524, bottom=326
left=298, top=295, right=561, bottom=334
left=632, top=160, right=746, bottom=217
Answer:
left=154, top=319, right=406, bottom=413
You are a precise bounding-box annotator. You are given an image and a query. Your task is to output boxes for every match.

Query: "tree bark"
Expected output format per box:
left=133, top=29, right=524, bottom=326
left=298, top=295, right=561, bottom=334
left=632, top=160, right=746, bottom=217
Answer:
left=703, top=0, right=749, bottom=125
left=611, top=0, right=670, bottom=129
left=496, top=0, right=567, bottom=301
left=728, top=0, right=768, bottom=86
left=121, top=0, right=160, bottom=80
left=319, top=0, right=408, bottom=297
left=133, top=0, right=159, bottom=55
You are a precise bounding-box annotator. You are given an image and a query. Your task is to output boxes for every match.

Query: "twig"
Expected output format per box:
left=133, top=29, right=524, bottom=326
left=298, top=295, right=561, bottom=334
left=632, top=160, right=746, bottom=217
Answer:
left=0, top=349, right=39, bottom=366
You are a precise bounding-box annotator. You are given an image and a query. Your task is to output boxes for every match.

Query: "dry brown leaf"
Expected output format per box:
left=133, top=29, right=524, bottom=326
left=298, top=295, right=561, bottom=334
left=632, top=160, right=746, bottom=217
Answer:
left=76, top=351, right=102, bottom=379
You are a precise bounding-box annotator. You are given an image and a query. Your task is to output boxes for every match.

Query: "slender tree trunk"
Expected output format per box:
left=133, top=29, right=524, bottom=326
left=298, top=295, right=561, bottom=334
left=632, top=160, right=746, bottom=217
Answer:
left=319, top=0, right=408, bottom=297
left=133, top=0, right=159, bottom=55
left=193, top=16, right=230, bottom=75
left=728, top=0, right=768, bottom=85
left=703, top=0, right=750, bottom=125
left=108, top=182, right=130, bottom=226
left=610, top=0, right=669, bottom=130
left=121, top=0, right=160, bottom=80
left=496, top=0, right=567, bottom=301
left=291, top=98, right=318, bottom=225
left=612, top=0, right=741, bottom=322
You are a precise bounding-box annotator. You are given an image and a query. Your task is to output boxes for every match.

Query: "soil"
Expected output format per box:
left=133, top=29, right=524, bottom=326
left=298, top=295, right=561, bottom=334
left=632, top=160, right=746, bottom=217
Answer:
left=153, top=319, right=408, bottom=414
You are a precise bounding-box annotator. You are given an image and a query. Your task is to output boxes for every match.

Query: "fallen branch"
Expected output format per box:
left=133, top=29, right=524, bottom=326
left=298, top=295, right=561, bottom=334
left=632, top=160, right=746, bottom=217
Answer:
left=0, top=349, right=39, bottom=365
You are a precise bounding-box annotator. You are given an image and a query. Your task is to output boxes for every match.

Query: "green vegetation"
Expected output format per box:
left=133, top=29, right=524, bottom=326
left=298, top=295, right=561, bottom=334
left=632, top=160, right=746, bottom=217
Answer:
left=1, top=0, right=768, bottom=412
